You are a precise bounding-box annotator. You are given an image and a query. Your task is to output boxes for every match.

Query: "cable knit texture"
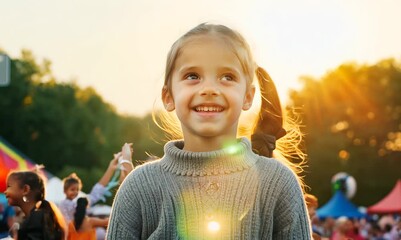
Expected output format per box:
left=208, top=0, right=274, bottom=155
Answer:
left=107, top=138, right=312, bottom=239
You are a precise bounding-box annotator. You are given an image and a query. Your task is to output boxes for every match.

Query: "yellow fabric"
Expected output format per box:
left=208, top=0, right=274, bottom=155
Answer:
left=67, top=221, right=96, bottom=240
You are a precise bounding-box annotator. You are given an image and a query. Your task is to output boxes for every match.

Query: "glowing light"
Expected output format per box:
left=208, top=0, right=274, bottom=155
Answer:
left=207, top=221, right=220, bottom=232
left=331, top=121, right=349, bottom=133
left=226, top=145, right=240, bottom=154
left=385, top=132, right=401, bottom=151
left=338, top=150, right=350, bottom=162
left=223, top=140, right=242, bottom=154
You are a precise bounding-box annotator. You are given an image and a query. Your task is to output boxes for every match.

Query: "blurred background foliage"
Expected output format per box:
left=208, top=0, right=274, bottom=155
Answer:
left=1, top=49, right=400, bottom=207
left=288, top=58, right=401, bottom=206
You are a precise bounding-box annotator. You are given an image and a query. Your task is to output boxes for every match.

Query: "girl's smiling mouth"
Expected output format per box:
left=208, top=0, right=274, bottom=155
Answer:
left=194, top=105, right=224, bottom=112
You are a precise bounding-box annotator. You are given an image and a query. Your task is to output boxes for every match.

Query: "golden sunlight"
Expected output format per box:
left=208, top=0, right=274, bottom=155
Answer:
left=207, top=221, right=221, bottom=233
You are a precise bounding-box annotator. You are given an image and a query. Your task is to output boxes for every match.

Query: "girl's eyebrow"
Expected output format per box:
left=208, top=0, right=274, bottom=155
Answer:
left=218, top=66, right=241, bottom=76
left=177, top=65, right=242, bottom=75
left=177, top=65, right=199, bottom=74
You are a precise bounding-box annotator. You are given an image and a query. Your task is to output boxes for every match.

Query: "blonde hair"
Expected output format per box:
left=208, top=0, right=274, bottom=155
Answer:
left=155, top=23, right=307, bottom=191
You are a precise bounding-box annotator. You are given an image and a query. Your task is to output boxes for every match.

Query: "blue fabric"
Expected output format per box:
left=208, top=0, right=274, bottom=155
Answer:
left=0, top=194, right=7, bottom=206
left=0, top=193, right=16, bottom=238
left=317, top=190, right=365, bottom=219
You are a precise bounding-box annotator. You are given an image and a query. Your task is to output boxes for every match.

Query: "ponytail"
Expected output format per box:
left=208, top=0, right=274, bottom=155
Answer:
left=251, top=66, right=286, bottom=157
left=74, top=197, right=89, bottom=230
left=251, top=66, right=307, bottom=191
left=38, top=200, right=65, bottom=240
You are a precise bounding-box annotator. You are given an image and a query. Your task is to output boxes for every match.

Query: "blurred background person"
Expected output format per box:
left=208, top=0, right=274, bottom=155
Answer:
left=4, top=170, right=65, bottom=240
left=67, top=197, right=108, bottom=240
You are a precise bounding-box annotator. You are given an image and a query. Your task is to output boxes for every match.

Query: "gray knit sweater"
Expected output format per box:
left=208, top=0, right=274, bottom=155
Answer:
left=107, top=138, right=311, bottom=239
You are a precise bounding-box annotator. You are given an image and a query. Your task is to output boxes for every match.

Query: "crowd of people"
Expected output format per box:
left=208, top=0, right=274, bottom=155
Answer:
left=305, top=193, right=401, bottom=240
left=312, top=215, right=401, bottom=240
left=1, top=22, right=400, bottom=239
left=1, top=143, right=133, bottom=240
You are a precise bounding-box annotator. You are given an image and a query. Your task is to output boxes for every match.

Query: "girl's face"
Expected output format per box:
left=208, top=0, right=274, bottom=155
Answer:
left=4, top=176, right=24, bottom=207
left=64, top=183, right=80, bottom=200
left=163, top=35, right=255, bottom=150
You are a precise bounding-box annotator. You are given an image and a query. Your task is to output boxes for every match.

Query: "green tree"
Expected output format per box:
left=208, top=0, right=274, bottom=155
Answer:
left=288, top=59, right=401, bottom=206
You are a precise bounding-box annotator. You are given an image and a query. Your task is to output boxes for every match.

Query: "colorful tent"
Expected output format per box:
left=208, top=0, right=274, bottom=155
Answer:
left=316, top=190, right=365, bottom=219
left=0, top=136, right=39, bottom=192
left=367, top=179, right=401, bottom=214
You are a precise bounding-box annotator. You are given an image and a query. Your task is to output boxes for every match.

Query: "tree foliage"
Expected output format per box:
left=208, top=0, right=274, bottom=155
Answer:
left=288, top=59, right=401, bottom=206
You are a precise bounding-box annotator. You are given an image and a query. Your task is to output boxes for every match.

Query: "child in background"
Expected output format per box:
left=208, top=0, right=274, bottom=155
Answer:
left=107, top=23, right=311, bottom=239
left=4, top=170, right=66, bottom=240
left=67, top=197, right=109, bottom=240
left=59, top=143, right=133, bottom=223
left=59, top=172, right=81, bottom=223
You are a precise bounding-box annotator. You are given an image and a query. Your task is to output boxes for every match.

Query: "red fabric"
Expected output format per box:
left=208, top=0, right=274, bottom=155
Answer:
left=0, top=151, right=12, bottom=192
left=367, top=180, right=401, bottom=214
left=0, top=139, right=38, bottom=191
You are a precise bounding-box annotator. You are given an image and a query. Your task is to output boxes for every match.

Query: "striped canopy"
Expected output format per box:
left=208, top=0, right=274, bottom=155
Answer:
left=0, top=137, right=37, bottom=192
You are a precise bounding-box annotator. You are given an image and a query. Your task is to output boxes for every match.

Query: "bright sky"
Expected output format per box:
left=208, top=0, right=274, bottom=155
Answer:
left=1, top=0, right=401, bottom=116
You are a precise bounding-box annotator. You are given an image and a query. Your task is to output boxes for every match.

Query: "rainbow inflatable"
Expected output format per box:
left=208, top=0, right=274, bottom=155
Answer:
left=0, top=137, right=36, bottom=192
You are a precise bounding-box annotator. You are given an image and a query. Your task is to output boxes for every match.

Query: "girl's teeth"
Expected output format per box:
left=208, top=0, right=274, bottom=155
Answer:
left=196, top=106, right=222, bottom=112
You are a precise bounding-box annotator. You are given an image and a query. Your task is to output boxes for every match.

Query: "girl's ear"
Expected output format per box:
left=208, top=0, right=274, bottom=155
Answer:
left=162, top=86, right=175, bottom=112
left=22, top=184, right=30, bottom=195
left=242, top=85, right=255, bottom=111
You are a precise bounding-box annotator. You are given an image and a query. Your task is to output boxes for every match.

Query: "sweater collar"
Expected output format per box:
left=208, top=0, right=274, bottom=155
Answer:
left=160, top=137, right=257, bottom=176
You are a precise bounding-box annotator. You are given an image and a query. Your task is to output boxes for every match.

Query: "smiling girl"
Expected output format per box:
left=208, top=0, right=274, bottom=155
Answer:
left=5, top=170, right=65, bottom=240
left=107, top=23, right=311, bottom=239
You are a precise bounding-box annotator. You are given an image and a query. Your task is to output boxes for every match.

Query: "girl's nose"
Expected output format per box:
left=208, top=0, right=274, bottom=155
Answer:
left=199, top=78, right=220, bottom=96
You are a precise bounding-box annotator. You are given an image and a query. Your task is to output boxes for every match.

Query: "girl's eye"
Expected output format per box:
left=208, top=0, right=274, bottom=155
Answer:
left=184, top=73, right=199, bottom=80
left=221, top=74, right=235, bottom=81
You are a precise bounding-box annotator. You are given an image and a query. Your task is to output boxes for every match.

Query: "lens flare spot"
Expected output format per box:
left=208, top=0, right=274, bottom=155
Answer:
left=223, top=140, right=241, bottom=154
left=207, top=221, right=220, bottom=232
